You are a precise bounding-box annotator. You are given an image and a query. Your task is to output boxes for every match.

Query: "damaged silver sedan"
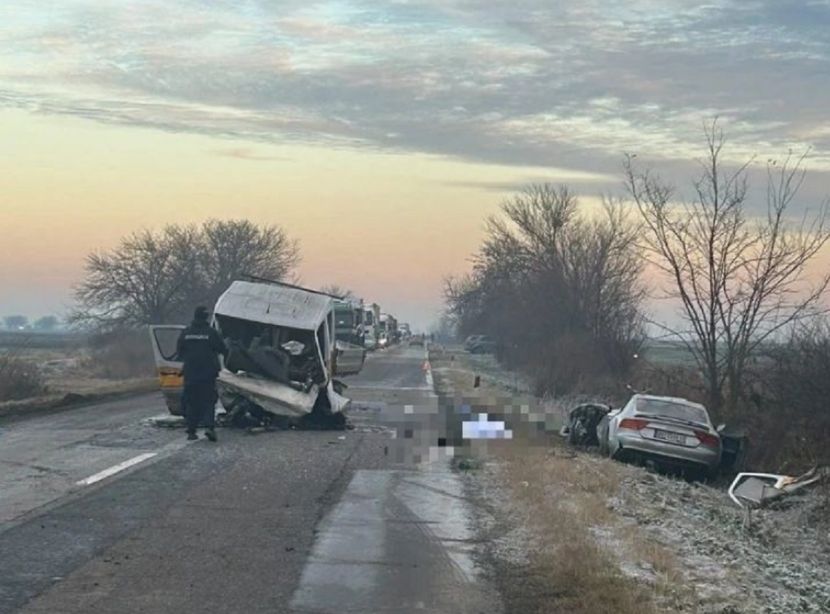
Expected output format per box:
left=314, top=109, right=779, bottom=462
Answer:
left=149, top=280, right=349, bottom=427
left=598, top=394, right=721, bottom=479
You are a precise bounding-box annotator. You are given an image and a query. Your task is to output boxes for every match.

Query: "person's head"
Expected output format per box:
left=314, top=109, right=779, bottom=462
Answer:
left=193, top=306, right=210, bottom=323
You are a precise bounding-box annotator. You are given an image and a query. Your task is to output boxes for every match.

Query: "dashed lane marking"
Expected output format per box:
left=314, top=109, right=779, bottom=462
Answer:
left=75, top=453, right=158, bottom=486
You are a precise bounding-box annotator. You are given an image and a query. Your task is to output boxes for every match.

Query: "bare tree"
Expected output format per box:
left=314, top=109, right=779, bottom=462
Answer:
left=72, top=220, right=300, bottom=331
left=200, top=220, right=300, bottom=305
left=71, top=225, right=202, bottom=329
left=625, top=121, right=830, bottom=412
left=446, top=184, right=645, bottom=392
left=319, top=284, right=354, bottom=299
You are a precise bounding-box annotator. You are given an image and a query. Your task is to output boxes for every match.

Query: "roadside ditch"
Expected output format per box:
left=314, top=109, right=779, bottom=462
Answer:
left=429, top=345, right=830, bottom=614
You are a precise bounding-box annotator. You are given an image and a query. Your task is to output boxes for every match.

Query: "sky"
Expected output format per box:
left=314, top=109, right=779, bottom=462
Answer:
left=1, top=0, right=830, bottom=329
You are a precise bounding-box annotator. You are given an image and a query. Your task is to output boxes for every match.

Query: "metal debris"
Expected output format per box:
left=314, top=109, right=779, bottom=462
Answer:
left=728, top=466, right=827, bottom=508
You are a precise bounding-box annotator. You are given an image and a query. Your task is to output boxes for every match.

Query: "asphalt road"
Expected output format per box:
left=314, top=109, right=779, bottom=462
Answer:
left=0, top=345, right=501, bottom=614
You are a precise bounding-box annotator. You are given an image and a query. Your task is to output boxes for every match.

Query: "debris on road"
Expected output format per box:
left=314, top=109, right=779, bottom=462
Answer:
left=728, top=466, right=827, bottom=508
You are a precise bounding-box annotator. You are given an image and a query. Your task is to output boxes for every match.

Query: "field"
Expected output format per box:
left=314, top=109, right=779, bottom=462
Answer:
left=0, top=329, right=156, bottom=411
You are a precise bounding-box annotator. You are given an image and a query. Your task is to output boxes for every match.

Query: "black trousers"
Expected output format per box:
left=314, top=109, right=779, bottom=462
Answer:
left=184, top=380, right=218, bottom=433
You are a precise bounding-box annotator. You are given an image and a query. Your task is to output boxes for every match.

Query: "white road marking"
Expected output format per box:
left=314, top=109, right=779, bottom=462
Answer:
left=75, top=453, right=158, bottom=486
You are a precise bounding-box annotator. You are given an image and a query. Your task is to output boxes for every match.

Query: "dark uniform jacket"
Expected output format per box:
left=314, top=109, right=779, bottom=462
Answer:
left=176, top=321, right=228, bottom=382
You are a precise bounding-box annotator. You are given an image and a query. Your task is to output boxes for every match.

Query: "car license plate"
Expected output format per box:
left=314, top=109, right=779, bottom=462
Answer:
left=654, top=430, right=685, bottom=445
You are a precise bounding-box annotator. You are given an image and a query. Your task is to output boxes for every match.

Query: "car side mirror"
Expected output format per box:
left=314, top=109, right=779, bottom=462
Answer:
left=716, top=423, right=726, bottom=433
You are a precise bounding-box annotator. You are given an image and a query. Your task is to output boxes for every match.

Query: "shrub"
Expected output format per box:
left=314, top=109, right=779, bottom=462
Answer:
left=0, top=353, right=44, bottom=401
left=84, top=328, right=156, bottom=379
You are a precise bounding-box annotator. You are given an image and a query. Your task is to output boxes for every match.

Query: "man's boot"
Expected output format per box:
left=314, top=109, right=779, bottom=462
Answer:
left=204, top=428, right=217, bottom=442
left=187, top=431, right=198, bottom=441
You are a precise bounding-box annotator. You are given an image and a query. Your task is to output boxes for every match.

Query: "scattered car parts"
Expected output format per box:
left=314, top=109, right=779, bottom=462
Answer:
left=728, top=467, right=826, bottom=508
left=559, top=403, right=611, bottom=446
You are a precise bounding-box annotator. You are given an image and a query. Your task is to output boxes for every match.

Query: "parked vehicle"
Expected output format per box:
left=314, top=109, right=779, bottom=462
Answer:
left=149, top=280, right=349, bottom=423
left=363, top=303, right=380, bottom=350
left=333, top=299, right=364, bottom=346
left=399, top=323, right=412, bottom=340
left=467, top=335, right=496, bottom=354
left=332, top=298, right=366, bottom=375
left=408, top=334, right=424, bottom=347
left=597, top=394, right=721, bottom=478
left=378, top=313, right=397, bottom=346
left=377, top=331, right=389, bottom=348
left=463, top=335, right=485, bottom=351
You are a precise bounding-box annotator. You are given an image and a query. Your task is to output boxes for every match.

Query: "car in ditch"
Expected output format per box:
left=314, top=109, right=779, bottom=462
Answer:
left=560, top=402, right=612, bottom=446
left=597, top=394, right=721, bottom=478
left=149, top=280, right=349, bottom=426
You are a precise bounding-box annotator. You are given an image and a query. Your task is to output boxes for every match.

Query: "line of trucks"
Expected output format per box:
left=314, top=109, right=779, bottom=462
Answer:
left=333, top=298, right=410, bottom=353
left=148, top=279, right=410, bottom=427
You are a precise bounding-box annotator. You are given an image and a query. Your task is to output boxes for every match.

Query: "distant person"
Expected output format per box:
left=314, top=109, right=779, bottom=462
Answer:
left=176, top=306, right=228, bottom=442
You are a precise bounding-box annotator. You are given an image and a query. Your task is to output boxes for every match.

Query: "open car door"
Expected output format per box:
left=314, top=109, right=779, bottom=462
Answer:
left=149, top=325, right=185, bottom=415
left=333, top=340, right=366, bottom=376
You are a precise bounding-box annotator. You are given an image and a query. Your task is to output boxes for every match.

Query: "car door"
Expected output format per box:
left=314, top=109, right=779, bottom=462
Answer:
left=148, top=325, right=185, bottom=415
left=334, top=340, right=366, bottom=375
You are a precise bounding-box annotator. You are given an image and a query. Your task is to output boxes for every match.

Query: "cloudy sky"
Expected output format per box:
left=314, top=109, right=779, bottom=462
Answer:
left=2, top=0, right=829, bottom=327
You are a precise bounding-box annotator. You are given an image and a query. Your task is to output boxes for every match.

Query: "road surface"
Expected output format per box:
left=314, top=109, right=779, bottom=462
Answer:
left=0, top=345, right=501, bottom=614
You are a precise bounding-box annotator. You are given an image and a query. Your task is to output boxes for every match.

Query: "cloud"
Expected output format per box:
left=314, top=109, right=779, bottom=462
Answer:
left=1, top=0, right=829, bottom=182
left=213, top=147, right=287, bottom=161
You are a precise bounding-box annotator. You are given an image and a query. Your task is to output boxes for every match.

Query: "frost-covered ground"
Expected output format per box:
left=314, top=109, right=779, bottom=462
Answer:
left=435, top=347, right=830, bottom=614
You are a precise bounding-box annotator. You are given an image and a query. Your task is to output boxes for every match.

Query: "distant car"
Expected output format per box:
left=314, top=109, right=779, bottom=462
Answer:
left=463, top=335, right=485, bottom=351
left=598, top=394, right=721, bottom=479
left=408, top=334, right=424, bottom=346
left=467, top=335, right=496, bottom=354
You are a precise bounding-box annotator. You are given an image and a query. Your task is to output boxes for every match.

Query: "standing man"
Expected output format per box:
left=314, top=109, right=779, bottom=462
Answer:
left=177, top=306, right=227, bottom=442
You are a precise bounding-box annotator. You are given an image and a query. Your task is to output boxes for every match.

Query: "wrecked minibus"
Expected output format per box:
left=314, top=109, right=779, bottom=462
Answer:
left=149, top=280, right=349, bottom=426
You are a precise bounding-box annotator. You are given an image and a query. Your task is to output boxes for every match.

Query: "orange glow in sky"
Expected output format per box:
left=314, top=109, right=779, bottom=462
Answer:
left=0, top=109, right=609, bottom=328
left=4, top=1, right=830, bottom=329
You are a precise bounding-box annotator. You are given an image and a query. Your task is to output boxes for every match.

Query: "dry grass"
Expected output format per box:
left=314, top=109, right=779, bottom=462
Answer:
left=84, top=328, right=156, bottom=379
left=495, top=445, right=657, bottom=614
left=0, top=352, right=44, bottom=401
left=431, top=346, right=701, bottom=614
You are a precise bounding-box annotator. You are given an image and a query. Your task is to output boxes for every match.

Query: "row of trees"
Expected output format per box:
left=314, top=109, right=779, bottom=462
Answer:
left=2, top=315, right=61, bottom=331
left=71, top=219, right=300, bottom=331
left=447, top=121, right=830, bottom=415
left=626, top=123, right=830, bottom=413
left=446, top=185, right=645, bottom=394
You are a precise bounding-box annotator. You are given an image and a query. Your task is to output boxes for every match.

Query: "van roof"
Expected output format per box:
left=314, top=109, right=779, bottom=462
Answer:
left=214, top=281, right=333, bottom=331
